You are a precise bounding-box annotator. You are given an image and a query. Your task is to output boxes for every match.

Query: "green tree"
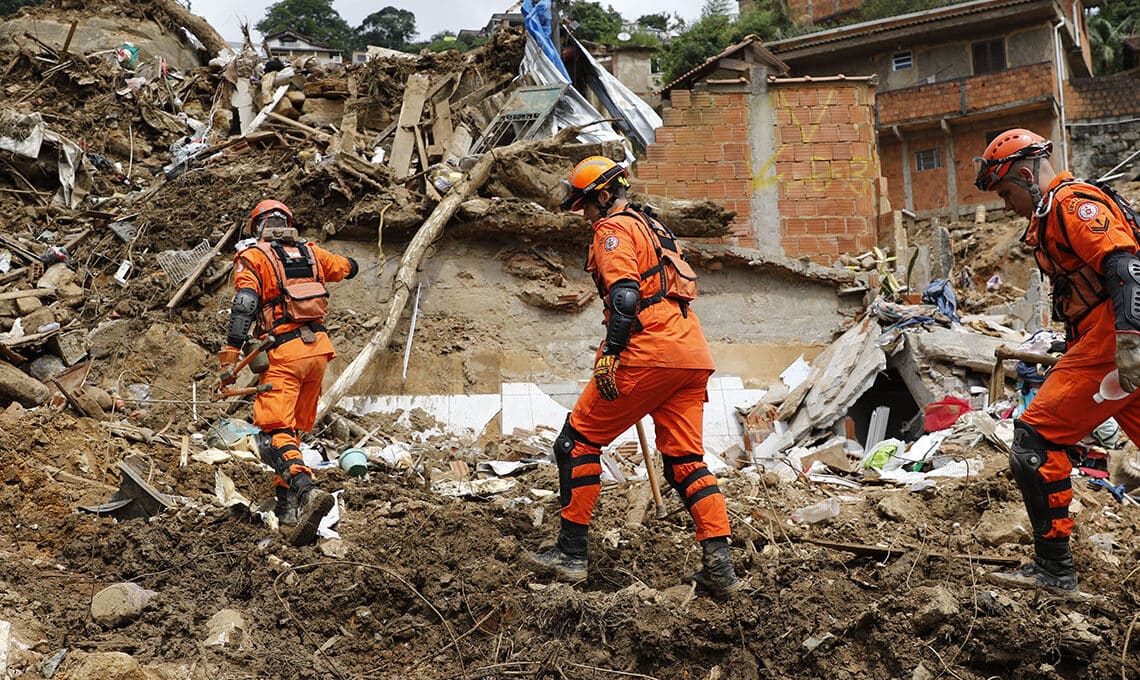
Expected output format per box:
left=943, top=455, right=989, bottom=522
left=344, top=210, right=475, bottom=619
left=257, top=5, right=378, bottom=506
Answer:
left=1088, top=2, right=1140, bottom=75
left=567, top=1, right=623, bottom=43
left=636, top=13, right=669, bottom=31
left=256, top=0, right=355, bottom=50
left=658, top=0, right=790, bottom=83
left=356, top=6, right=417, bottom=50
left=0, top=0, right=42, bottom=16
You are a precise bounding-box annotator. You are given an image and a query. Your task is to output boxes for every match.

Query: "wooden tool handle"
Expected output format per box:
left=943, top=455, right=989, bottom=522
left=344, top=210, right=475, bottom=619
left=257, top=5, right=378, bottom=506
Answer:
left=636, top=420, right=668, bottom=519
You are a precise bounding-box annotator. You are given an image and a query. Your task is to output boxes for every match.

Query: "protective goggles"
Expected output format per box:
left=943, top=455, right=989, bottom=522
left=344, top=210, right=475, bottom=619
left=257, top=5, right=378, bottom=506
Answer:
left=253, top=209, right=291, bottom=232
left=972, top=141, right=1052, bottom=191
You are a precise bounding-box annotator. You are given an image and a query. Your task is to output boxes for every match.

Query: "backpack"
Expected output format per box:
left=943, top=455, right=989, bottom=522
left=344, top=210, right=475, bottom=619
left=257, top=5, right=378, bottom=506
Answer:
left=1087, top=178, right=1140, bottom=235
left=249, top=241, right=330, bottom=330
left=618, top=205, right=699, bottom=307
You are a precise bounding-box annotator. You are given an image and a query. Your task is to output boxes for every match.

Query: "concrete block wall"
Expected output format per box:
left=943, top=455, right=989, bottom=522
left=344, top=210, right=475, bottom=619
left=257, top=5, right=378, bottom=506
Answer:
left=1065, top=71, right=1140, bottom=121
left=770, top=82, right=880, bottom=261
left=632, top=90, right=756, bottom=247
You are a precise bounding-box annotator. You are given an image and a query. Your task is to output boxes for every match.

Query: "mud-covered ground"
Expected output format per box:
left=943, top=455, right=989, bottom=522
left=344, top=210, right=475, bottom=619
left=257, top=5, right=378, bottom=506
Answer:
left=2, top=406, right=1140, bottom=680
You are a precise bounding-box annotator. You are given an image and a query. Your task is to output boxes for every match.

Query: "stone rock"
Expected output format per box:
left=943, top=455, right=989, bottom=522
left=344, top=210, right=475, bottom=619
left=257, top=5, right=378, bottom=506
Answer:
left=318, top=537, right=347, bottom=559
left=86, top=385, right=113, bottom=411
left=87, top=320, right=131, bottom=360
left=27, top=354, right=65, bottom=381
left=203, top=609, right=246, bottom=648
left=14, top=295, right=42, bottom=315
left=57, top=651, right=149, bottom=680
left=36, top=263, right=77, bottom=290
left=20, top=306, right=56, bottom=333
left=0, top=360, right=50, bottom=406
left=911, top=585, right=959, bottom=634
left=137, top=324, right=207, bottom=396
left=90, top=583, right=156, bottom=626
left=875, top=492, right=912, bottom=522
left=760, top=380, right=789, bottom=405
left=976, top=503, right=1032, bottom=547
left=912, top=662, right=935, bottom=680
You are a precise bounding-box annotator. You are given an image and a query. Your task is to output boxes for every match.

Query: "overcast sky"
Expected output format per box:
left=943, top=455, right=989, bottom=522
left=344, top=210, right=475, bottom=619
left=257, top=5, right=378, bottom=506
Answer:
left=188, top=0, right=705, bottom=44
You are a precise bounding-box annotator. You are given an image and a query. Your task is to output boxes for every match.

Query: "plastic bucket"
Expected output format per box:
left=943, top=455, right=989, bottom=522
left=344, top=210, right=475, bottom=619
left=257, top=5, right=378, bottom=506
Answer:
left=338, top=447, right=369, bottom=478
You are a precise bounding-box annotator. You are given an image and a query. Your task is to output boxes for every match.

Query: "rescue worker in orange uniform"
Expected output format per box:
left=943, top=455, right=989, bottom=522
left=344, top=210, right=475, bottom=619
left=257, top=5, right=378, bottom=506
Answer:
left=523, top=157, right=743, bottom=595
left=219, top=199, right=359, bottom=546
left=975, top=129, right=1140, bottom=594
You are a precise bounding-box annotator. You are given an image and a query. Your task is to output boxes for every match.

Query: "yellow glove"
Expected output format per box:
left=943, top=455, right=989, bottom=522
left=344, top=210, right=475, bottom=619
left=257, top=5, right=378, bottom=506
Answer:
left=593, top=354, right=619, bottom=401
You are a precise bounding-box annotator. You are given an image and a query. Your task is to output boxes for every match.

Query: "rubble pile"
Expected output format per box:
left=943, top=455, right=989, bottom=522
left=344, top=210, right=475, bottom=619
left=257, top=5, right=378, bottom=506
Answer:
left=0, top=2, right=1139, bottom=679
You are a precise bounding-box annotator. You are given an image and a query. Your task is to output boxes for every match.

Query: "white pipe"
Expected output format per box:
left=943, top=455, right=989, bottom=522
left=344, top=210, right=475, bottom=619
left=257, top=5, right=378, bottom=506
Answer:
left=1054, top=19, right=1069, bottom=172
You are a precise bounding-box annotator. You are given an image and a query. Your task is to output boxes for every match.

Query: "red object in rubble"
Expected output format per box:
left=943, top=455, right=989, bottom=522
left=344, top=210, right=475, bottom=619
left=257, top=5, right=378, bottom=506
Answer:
left=923, top=396, right=972, bottom=432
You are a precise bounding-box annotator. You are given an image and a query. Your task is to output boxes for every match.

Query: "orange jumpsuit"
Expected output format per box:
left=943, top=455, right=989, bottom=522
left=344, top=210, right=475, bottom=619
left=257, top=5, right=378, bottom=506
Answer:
left=1019, top=171, right=1139, bottom=540
left=561, top=208, right=731, bottom=542
left=233, top=241, right=355, bottom=489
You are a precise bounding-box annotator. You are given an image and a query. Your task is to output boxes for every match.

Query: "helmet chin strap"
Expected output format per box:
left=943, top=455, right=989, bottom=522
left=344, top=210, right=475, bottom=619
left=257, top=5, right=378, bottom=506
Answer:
left=1007, top=157, right=1045, bottom=214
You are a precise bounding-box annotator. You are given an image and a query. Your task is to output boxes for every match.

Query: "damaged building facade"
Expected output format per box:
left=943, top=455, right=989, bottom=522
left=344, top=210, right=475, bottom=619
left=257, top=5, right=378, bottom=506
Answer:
left=631, top=36, right=888, bottom=263
left=767, top=0, right=1095, bottom=219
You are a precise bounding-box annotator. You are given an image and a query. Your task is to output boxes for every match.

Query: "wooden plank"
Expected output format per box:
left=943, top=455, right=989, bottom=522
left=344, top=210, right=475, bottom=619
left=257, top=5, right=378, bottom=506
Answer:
left=0, top=288, right=55, bottom=302
left=798, top=537, right=1020, bottom=566
left=244, top=84, right=289, bottom=136
left=430, top=99, right=453, bottom=157
left=388, top=73, right=430, bottom=177
left=442, top=123, right=472, bottom=165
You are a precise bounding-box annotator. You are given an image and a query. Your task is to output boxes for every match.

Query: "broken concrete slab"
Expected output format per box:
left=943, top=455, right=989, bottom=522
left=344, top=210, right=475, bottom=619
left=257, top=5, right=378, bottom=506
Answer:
left=90, top=583, right=157, bottom=626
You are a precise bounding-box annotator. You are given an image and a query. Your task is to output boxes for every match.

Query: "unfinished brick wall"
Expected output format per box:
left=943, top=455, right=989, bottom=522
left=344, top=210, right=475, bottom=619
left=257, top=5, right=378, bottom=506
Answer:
left=631, top=81, right=882, bottom=262
left=631, top=90, right=755, bottom=246
left=770, top=82, right=880, bottom=261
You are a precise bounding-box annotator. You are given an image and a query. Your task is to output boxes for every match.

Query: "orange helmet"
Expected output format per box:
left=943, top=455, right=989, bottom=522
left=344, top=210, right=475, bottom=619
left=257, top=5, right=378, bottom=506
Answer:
left=248, top=199, right=293, bottom=237
left=560, top=156, right=629, bottom=211
left=973, top=128, right=1052, bottom=192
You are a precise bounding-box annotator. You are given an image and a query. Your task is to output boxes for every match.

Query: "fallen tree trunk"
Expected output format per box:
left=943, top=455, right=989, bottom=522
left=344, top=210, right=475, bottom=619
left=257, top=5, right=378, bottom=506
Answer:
left=315, top=148, right=498, bottom=422
left=151, top=0, right=229, bottom=58
left=316, top=130, right=585, bottom=421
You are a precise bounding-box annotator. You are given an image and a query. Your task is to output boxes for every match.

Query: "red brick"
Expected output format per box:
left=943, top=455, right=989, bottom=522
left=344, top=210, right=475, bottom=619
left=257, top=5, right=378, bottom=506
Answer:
left=705, top=182, right=727, bottom=199
left=784, top=217, right=811, bottom=236
left=724, top=179, right=749, bottom=198
left=634, top=162, right=658, bottom=181
left=691, top=91, right=713, bottom=108
left=831, top=143, right=853, bottom=161
left=662, top=109, right=683, bottom=126
left=654, top=128, right=676, bottom=145
left=670, top=90, right=692, bottom=107
left=672, top=127, right=697, bottom=145
left=645, top=181, right=667, bottom=196
left=723, top=107, right=746, bottom=125
left=646, top=145, right=668, bottom=162
left=713, top=163, right=737, bottom=180
left=721, top=143, right=747, bottom=161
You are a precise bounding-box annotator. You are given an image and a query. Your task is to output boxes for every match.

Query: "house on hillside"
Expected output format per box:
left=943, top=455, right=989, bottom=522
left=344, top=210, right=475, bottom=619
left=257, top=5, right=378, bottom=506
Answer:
left=264, top=30, right=343, bottom=64
left=766, top=0, right=1095, bottom=219
left=631, top=35, right=890, bottom=263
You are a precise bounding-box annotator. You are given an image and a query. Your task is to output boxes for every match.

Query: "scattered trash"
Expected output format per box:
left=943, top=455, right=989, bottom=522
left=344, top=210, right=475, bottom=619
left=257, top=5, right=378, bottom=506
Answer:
left=791, top=497, right=840, bottom=524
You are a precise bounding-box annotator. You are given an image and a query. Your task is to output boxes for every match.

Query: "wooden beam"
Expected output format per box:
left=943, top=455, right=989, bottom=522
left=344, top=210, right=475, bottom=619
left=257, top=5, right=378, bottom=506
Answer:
left=798, top=537, right=1020, bottom=566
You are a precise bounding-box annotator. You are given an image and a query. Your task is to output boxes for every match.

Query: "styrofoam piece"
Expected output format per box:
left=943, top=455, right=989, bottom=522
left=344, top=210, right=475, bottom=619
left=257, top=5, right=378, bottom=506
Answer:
left=780, top=355, right=811, bottom=390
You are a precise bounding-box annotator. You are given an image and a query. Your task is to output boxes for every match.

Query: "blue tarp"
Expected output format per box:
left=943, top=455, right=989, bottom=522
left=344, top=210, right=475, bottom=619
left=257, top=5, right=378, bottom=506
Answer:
left=522, top=0, right=570, bottom=82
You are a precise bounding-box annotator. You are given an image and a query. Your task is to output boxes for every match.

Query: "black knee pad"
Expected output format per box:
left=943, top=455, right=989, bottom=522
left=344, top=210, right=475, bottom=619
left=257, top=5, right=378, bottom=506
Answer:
left=1009, top=420, right=1070, bottom=537
left=662, top=453, right=718, bottom=509
left=552, top=417, right=601, bottom=509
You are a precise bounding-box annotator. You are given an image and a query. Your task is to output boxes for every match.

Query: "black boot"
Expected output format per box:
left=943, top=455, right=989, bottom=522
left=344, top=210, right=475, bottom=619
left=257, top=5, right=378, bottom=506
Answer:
left=523, top=518, right=588, bottom=582
left=688, top=537, right=744, bottom=596
left=288, top=475, right=333, bottom=547
left=274, top=486, right=299, bottom=526
left=986, top=537, right=1078, bottom=595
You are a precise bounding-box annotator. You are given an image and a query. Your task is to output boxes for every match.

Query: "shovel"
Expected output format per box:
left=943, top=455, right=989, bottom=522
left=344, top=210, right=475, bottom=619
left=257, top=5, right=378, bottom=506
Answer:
left=635, top=419, right=668, bottom=519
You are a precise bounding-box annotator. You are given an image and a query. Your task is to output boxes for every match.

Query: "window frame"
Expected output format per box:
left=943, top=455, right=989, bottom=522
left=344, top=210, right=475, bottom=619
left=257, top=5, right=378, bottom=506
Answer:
left=971, top=38, right=1006, bottom=75
left=914, top=147, right=942, bottom=172
left=891, top=51, right=914, bottom=71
